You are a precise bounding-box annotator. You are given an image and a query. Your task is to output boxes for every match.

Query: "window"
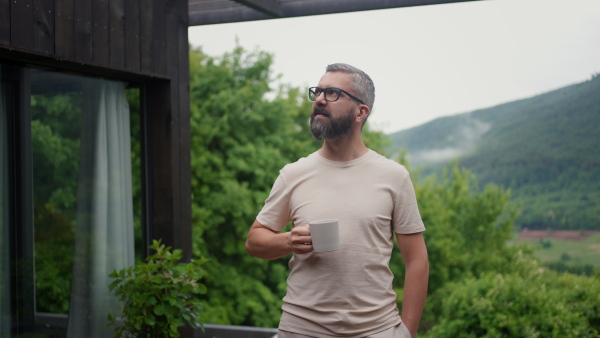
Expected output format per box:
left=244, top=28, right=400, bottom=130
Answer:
left=2, top=64, right=142, bottom=336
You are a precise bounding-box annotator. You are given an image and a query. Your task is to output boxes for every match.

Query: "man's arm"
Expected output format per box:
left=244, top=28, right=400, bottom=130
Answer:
left=246, top=220, right=313, bottom=260
left=396, top=232, right=429, bottom=338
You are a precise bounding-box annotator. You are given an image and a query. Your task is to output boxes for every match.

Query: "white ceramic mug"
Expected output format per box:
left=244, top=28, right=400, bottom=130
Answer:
left=308, top=219, right=339, bottom=252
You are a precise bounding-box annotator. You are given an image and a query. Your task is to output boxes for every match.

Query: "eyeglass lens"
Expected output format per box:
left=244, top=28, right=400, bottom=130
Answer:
left=309, top=87, right=341, bottom=102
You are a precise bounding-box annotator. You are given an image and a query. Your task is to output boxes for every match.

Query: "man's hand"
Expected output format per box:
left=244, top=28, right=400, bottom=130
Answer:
left=289, top=224, right=313, bottom=254
left=246, top=220, right=314, bottom=260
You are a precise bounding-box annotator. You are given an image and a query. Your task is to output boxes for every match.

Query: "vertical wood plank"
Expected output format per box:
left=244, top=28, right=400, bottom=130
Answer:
left=166, top=0, right=178, bottom=83
left=165, top=0, right=180, bottom=250
left=33, top=0, right=55, bottom=55
left=74, top=0, right=93, bottom=63
left=124, top=0, right=140, bottom=72
left=139, top=0, right=153, bottom=73
left=175, top=0, right=192, bottom=261
left=55, top=0, right=74, bottom=59
left=109, top=0, right=125, bottom=68
left=152, top=0, right=167, bottom=75
left=92, top=0, right=109, bottom=66
left=145, top=80, right=175, bottom=248
left=11, top=0, right=34, bottom=50
left=0, top=0, right=10, bottom=45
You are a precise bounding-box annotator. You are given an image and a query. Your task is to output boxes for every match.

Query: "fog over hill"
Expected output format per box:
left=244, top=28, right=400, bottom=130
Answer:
left=389, top=74, right=600, bottom=230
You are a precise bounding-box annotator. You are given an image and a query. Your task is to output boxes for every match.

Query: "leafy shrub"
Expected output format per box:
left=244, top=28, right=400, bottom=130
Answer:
left=425, top=256, right=600, bottom=337
left=108, top=240, right=208, bottom=337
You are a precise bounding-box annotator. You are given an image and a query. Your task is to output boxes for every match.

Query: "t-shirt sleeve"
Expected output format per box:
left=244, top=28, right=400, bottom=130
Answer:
left=256, top=172, right=292, bottom=232
left=393, top=170, right=426, bottom=234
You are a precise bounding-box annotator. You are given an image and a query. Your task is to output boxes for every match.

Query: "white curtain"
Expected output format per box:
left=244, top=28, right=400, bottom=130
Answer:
left=67, top=78, right=135, bottom=337
left=0, top=69, right=10, bottom=337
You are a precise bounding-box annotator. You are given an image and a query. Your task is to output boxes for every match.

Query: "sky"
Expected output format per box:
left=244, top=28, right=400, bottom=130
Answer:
left=188, top=0, right=600, bottom=134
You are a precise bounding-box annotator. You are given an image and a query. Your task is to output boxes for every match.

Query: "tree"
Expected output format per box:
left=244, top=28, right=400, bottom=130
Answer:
left=389, top=161, right=529, bottom=332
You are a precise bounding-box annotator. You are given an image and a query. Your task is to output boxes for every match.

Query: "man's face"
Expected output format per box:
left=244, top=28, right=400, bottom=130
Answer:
left=310, top=72, right=359, bottom=140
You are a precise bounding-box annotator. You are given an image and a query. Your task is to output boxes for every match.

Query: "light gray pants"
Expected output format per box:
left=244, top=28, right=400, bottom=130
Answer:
left=277, top=322, right=412, bottom=338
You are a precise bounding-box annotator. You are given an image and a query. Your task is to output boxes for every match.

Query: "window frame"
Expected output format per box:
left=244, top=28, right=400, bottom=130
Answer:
left=2, top=63, right=148, bottom=335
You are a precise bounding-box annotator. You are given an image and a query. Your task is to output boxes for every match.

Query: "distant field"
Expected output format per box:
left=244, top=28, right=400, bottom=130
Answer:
left=515, top=230, right=600, bottom=267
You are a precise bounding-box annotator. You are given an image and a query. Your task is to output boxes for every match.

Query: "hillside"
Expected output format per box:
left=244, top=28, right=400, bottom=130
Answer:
left=390, top=74, right=600, bottom=230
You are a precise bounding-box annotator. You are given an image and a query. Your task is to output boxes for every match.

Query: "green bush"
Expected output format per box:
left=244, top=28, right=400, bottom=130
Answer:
left=108, top=240, right=208, bottom=337
left=425, top=256, right=600, bottom=337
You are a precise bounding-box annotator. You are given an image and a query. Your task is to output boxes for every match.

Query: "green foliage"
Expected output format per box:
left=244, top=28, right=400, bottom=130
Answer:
left=188, top=44, right=389, bottom=326
left=389, top=160, right=600, bottom=337
left=391, top=162, right=532, bottom=332
left=31, top=92, right=81, bottom=314
left=108, top=240, right=208, bottom=338
left=126, top=87, right=145, bottom=262
left=401, top=163, right=523, bottom=294
left=424, top=256, right=600, bottom=337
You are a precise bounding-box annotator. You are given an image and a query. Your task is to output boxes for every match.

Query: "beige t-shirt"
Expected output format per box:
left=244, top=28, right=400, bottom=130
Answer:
left=257, top=150, right=425, bottom=337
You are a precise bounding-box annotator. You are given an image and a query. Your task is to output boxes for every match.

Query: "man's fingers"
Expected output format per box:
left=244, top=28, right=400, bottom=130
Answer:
left=293, top=242, right=313, bottom=254
left=288, top=224, right=313, bottom=254
left=292, top=235, right=311, bottom=244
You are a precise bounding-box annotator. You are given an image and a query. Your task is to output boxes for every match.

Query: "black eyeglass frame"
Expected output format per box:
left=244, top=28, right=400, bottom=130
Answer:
left=308, top=87, right=365, bottom=105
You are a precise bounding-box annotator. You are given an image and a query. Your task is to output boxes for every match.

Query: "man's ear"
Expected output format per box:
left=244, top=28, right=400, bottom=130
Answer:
left=355, top=105, right=370, bottom=124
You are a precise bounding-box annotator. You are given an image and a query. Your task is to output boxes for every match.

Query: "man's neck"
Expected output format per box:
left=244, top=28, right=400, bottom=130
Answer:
left=319, top=134, right=369, bottom=161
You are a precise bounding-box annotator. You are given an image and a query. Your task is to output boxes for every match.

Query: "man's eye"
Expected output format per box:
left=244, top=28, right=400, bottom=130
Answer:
left=325, top=88, right=340, bottom=96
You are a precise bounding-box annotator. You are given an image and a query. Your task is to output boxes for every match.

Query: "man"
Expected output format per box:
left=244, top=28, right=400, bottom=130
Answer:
left=246, top=63, right=429, bottom=338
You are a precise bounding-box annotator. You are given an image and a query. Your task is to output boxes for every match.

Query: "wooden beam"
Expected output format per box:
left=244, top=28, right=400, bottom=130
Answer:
left=190, top=0, right=478, bottom=26
left=231, top=0, right=282, bottom=18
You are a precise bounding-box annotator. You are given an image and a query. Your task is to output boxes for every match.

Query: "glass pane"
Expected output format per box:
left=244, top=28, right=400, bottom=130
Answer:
left=29, top=70, right=140, bottom=336
left=127, top=87, right=144, bottom=262
left=31, top=71, right=82, bottom=314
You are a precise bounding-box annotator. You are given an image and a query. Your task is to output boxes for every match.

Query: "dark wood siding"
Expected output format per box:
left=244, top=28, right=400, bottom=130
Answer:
left=0, top=0, right=193, bottom=259
left=33, top=0, right=55, bottom=55
left=109, top=0, right=125, bottom=68
left=0, top=0, right=9, bottom=44
left=124, top=0, right=140, bottom=72
left=10, top=0, right=34, bottom=50
left=55, top=0, right=74, bottom=59
left=0, top=0, right=185, bottom=79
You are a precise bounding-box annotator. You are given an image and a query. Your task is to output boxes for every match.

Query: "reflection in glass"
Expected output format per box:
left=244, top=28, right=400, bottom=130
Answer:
left=31, top=70, right=135, bottom=336
left=67, top=78, right=134, bottom=337
left=31, top=72, right=82, bottom=314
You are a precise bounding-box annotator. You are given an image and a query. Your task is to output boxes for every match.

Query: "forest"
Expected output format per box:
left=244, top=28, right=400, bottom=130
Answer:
left=31, top=46, right=599, bottom=336
left=390, top=74, right=600, bottom=231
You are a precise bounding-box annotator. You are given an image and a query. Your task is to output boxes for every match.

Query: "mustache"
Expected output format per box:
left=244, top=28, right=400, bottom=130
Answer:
left=312, top=105, right=331, bottom=118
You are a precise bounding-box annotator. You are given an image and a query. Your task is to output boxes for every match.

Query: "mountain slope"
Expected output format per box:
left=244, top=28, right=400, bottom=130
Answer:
left=390, top=74, right=600, bottom=230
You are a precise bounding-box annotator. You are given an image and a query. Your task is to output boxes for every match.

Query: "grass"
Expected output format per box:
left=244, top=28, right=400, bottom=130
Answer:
left=518, top=233, right=600, bottom=267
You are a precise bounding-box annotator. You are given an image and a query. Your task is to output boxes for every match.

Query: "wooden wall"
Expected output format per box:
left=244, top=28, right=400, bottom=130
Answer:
left=0, top=0, right=193, bottom=259
left=0, top=0, right=186, bottom=79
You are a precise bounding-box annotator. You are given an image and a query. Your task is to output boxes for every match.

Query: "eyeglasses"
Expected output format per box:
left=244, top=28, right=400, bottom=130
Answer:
left=308, top=87, right=365, bottom=105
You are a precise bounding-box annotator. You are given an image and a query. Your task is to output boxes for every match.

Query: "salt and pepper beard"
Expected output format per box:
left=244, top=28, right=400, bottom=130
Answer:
left=310, top=105, right=357, bottom=140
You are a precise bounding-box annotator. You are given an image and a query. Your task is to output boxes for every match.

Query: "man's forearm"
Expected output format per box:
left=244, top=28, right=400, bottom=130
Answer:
left=246, top=227, right=292, bottom=260
left=401, top=257, right=429, bottom=337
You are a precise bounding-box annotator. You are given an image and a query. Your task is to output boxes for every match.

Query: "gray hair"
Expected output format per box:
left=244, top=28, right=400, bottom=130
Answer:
left=326, top=63, right=375, bottom=115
